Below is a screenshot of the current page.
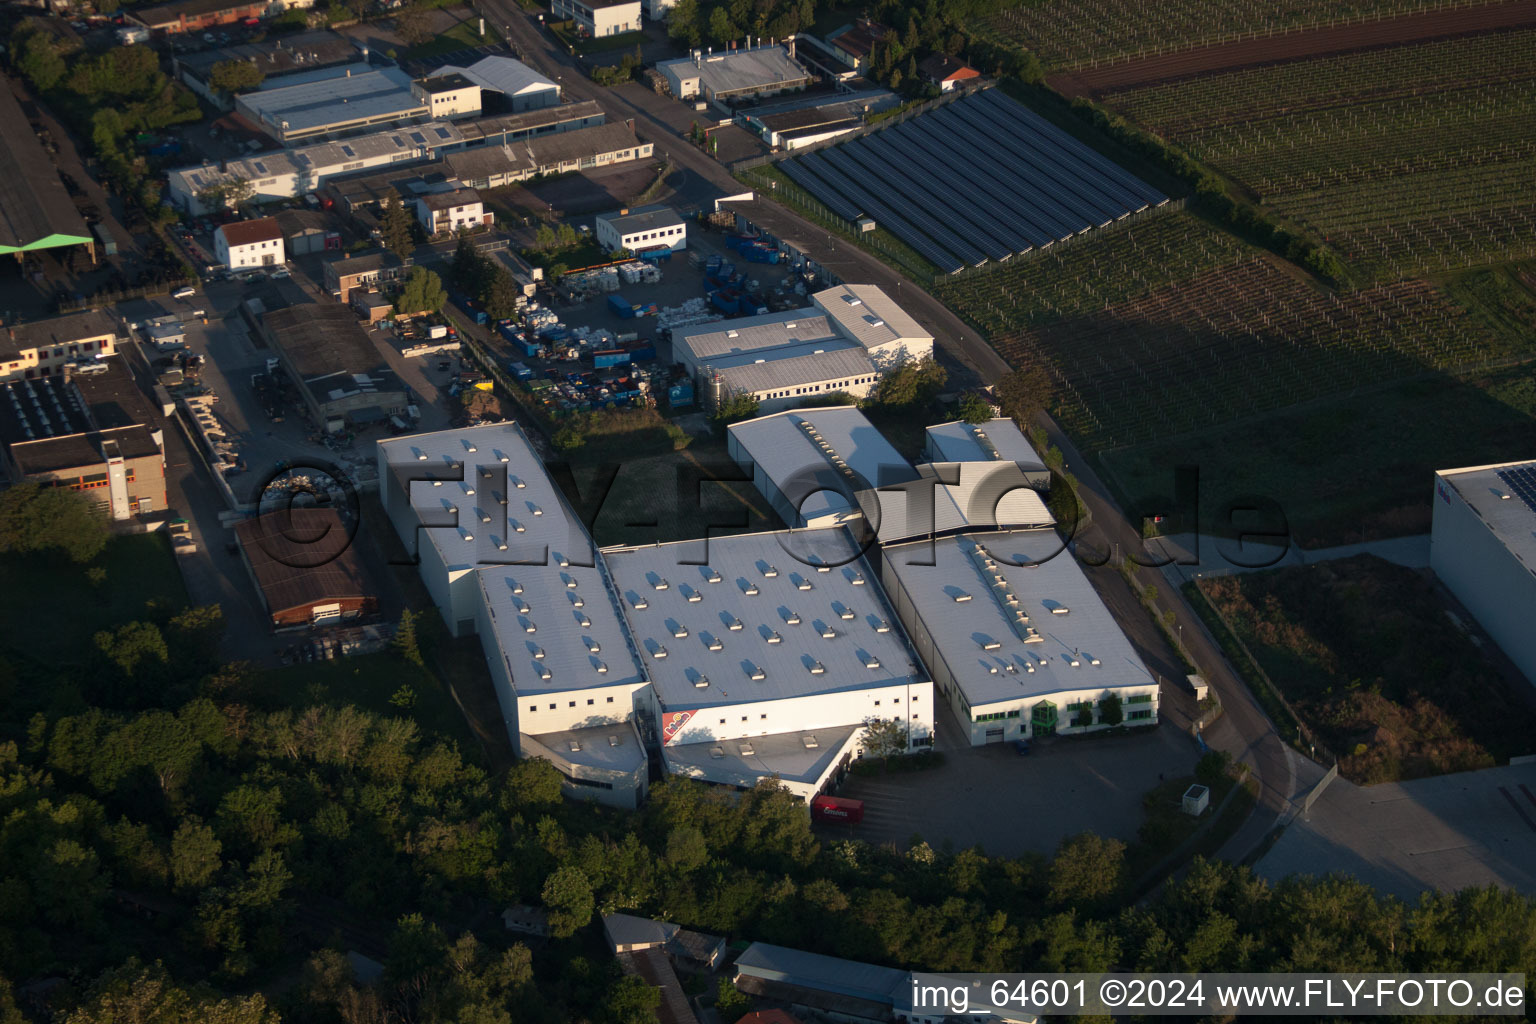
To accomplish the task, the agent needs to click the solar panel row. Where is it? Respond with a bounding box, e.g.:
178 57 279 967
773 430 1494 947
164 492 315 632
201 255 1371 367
1497 467 1536 514
777 88 1168 275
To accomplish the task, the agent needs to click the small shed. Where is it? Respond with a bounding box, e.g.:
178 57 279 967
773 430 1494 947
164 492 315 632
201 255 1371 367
1187 674 1209 701
1182 784 1210 817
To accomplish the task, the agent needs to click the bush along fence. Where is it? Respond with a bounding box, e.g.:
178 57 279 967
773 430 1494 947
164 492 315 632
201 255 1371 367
1184 577 1339 767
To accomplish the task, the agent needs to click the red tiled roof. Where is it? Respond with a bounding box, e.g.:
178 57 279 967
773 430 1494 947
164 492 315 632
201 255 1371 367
918 54 980 82
217 217 282 247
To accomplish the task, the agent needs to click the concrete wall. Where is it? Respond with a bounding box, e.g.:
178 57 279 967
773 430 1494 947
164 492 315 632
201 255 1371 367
1432 473 1536 687
658 680 934 748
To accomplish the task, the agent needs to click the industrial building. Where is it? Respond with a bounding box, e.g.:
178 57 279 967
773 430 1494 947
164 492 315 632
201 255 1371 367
0 84 93 262
672 283 932 414
411 72 483 121
1431 460 1536 687
602 914 726 970
726 407 1053 544
273 208 341 257
601 528 934 801
376 423 653 808
550 0 642 38
737 89 897 150
594 205 686 256
416 187 488 237
822 20 889 72
658 44 813 105
435 56 561 113
175 31 360 106
236 66 426 144
128 0 267 33
0 310 120 381
881 528 1159 746
255 304 408 430
442 122 654 189
0 359 166 520
234 507 377 629
214 217 285 270
169 103 629 214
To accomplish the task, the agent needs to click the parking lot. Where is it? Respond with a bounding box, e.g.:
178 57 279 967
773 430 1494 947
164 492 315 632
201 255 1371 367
829 702 1198 858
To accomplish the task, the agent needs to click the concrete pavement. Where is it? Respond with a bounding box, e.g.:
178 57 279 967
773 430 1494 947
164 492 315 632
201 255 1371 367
1154 532 1431 583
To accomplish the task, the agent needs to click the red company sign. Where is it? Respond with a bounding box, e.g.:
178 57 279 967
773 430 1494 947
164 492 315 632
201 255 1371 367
661 710 696 743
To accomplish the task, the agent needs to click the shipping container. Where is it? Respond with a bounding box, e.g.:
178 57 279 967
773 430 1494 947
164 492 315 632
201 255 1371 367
607 293 634 319
625 341 656 362
810 795 864 824
667 382 694 408
593 349 631 369
508 361 533 380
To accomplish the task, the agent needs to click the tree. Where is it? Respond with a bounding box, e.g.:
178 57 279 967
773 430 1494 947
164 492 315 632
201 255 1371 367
0 482 108 562
664 825 708 874
395 5 434 45
95 621 170 681
395 267 446 315
715 978 750 1023
957 393 993 423
1048 832 1126 908
393 609 425 668
861 715 909 760
380 197 416 261
711 389 760 430
18 34 66 93
1196 749 1233 788
171 818 223 890
606 975 660 1024
994 364 1054 424
451 234 488 293
484 269 523 321
1098 692 1124 727
870 356 947 408
60 959 278 1024
540 866 593 938
208 59 264 94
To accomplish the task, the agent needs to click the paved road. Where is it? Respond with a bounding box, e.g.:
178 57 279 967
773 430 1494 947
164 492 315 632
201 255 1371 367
470 0 1012 383
1156 532 1431 583
1035 412 1308 864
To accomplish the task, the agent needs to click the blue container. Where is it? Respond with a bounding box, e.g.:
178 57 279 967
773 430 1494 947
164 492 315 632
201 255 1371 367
594 349 631 369
607 293 635 319
668 382 694 407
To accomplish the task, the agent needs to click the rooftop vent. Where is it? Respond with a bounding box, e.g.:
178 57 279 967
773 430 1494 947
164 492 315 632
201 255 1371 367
653 645 668 659
532 646 545 660
571 594 585 608
876 619 891 633
632 596 648 610
608 734 620 747
820 625 838 639
568 740 580 753
744 583 759 596
596 662 608 674
706 635 723 651
747 664 766 681
706 570 722 583
739 742 755 756
728 617 744 632
785 611 801 626
981 638 1002 651
816 565 831 573
802 734 819 749
952 591 973 602
585 638 600 653
523 620 537 634
672 623 689 638
693 674 710 688
839 606 856 620
764 565 779 578
865 656 880 669
809 661 825 675
767 631 782 644
653 577 669 590
710 745 724 759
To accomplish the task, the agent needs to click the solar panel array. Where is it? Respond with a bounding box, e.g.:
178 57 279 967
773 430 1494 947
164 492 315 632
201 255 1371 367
780 88 1168 275
1497 465 1536 514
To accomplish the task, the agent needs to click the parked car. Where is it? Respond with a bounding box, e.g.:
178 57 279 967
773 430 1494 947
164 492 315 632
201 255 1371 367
1013 738 1032 756
172 286 196 299
270 268 291 280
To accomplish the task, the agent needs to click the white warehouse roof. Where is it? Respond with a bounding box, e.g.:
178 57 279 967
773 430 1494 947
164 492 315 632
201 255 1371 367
926 417 1045 470
812 284 930 355
441 55 560 99
238 66 423 134
882 530 1155 707
1436 459 1536 572
600 528 923 711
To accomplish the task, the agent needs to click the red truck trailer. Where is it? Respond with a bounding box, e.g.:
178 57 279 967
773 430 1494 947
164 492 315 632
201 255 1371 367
810 795 864 824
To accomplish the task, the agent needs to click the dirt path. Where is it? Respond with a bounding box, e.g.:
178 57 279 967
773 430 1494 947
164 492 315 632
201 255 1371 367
1050 0 1536 96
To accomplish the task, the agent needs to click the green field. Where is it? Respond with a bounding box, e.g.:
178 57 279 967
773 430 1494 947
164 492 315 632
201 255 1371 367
400 16 501 60
980 0 1500 71
0 533 189 664
1101 30 1536 279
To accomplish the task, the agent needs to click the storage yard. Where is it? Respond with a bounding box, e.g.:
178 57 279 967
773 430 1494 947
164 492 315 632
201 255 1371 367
778 87 1167 273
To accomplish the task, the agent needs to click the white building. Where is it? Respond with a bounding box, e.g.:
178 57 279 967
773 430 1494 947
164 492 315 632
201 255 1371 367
0 309 119 382
412 71 483 120
673 283 932 414
214 217 285 269
602 528 934 800
376 424 652 808
438 55 561 113
235 66 427 144
1431 460 1536 687
594 204 686 255
550 0 641 39
881 528 1159 746
658 44 813 104
416 187 489 236
727 407 1053 544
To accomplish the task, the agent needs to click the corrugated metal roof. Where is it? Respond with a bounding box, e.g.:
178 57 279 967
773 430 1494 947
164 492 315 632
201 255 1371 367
596 204 684 235
674 310 841 361
711 344 875 397
658 46 811 96
812 284 929 352
729 406 917 519
883 530 1155 707
926 417 1044 468
239 67 423 133
601 528 921 710
443 55 560 98
663 723 860 786
734 942 907 1004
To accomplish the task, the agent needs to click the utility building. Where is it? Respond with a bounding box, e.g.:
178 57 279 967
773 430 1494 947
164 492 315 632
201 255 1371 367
594 205 687 255
1432 460 1536 688
550 0 641 38
235 508 377 628
658 44 813 105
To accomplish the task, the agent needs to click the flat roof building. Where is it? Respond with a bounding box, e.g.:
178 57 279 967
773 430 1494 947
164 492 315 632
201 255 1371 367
234 507 377 629
443 121 653 190
737 90 897 150
0 309 120 381
128 0 268 33
925 417 1049 489
881 529 1159 746
594 204 686 255
255 304 407 429
174 30 359 106
1432 460 1536 688
658 44 813 104
673 283 932 414
550 0 641 38
0 359 165 521
412 72 482 121
601 527 934 799
236 66 427 143
376 423 653 808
